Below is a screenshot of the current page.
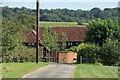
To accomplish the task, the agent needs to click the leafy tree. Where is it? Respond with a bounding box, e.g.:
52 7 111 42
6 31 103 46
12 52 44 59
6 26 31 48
99 39 120 66
12 46 36 62
42 27 59 53
86 18 120 46
2 18 24 62
90 8 104 19
2 17 37 62
16 14 36 29
40 13 62 22
49 30 59 52
42 27 59 62
2 6 119 22
59 32 67 52
42 28 67 53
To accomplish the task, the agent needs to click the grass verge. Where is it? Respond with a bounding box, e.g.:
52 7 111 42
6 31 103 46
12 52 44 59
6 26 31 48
2 62 49 78
74 64 118 78
0 64 2 79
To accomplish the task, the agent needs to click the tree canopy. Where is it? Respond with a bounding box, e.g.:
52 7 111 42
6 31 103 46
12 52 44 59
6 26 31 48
2 6 119 22
2 18 24 62
86 18 120 46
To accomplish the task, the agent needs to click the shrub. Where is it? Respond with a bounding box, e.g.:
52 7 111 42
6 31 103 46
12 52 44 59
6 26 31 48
68 46 77 52
99 39 120 66
86 18 119 46
12 46 36 62
2 45 38 63
77 43 100 64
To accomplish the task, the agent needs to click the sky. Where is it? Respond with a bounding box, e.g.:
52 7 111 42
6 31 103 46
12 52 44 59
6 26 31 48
1 0 120 10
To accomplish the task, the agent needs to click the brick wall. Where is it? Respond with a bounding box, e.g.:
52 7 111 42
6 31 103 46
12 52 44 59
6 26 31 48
58 52 77 63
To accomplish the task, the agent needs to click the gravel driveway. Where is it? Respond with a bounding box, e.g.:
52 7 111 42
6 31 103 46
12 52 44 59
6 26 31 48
23 63 76 78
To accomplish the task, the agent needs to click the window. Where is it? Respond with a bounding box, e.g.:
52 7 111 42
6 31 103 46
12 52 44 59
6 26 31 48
31 43 34 45
28 43 31 46
76 43 78 45
68 42 72 46
68 43 71 46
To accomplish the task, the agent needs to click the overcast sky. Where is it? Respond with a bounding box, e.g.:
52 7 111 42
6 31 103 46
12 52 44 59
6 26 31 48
1 0 120 10
2 0 120 2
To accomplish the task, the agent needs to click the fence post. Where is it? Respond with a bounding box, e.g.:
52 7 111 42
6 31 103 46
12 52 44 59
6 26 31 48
80 56 82 63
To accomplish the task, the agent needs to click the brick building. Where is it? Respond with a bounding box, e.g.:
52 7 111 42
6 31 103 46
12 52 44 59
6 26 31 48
23 26 87 63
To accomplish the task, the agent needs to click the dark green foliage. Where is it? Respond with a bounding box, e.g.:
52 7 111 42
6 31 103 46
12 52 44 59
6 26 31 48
16 14 36 29
2 6 36 30
85 18 120 65
59 32 67 52
90 8 104 19
2 18 37 62
2 18 24 62
114 21 120 42
68 46 77 52
12 46 36 62
2 18 23 55
41 13 62 22
3 46 36 62
2 17 35 62
2 6 120 22
42 28 67 53
86 18 119 46
42 27 59 53
2 6 36 20
69 41 120 66
71 43 100 63
49 30 59 53
99 39 120 66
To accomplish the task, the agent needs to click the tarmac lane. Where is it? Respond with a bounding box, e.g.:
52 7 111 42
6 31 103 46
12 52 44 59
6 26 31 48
22 63 76 78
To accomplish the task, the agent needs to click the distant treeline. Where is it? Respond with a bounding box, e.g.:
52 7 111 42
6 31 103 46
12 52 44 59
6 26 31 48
2 6 119 22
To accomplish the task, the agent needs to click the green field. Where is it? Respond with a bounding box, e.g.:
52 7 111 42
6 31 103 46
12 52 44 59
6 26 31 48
2 62 49 78
40 22 86 27
74 64 118 78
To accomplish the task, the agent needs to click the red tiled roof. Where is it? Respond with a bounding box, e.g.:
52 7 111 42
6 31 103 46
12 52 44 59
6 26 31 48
23 26 87 43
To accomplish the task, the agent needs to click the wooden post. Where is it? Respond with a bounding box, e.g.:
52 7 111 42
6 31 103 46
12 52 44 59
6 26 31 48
80 56 82 63
36 0 40 63
48 51 50 62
